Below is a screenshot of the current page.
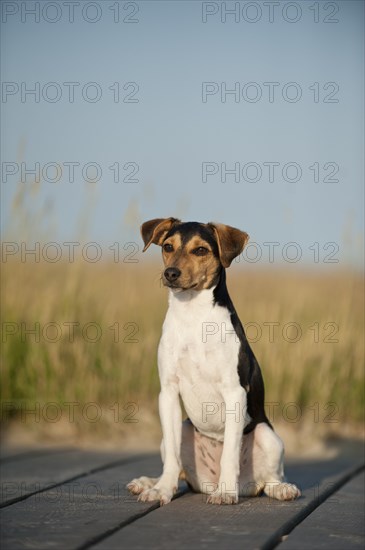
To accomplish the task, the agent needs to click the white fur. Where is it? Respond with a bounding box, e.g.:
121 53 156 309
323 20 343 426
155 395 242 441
138 286 248 504
160 287 247 439
127 285 301 505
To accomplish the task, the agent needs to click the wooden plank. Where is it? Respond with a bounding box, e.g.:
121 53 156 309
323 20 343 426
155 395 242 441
0 449 137 506
0 447 75 464
1 448 363 550
91 460 365 550
280 470 365 549
0 454 164 550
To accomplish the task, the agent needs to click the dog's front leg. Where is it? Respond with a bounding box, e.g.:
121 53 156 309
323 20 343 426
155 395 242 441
139 383 182 505
207 387 246 504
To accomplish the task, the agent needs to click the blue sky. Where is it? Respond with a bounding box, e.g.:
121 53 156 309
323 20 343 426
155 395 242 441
1 0 364 267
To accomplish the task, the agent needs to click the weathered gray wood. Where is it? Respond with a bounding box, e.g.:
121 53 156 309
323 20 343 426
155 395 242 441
0 448 136 506
280 470 365 549
0 447 70 462
1 446 364 550
91 460 364 550
0 454 164 550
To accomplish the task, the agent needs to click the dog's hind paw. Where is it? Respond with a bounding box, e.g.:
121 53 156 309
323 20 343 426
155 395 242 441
264 482 301 501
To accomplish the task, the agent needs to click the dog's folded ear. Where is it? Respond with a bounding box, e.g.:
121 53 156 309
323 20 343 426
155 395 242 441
141 217 180 252
208 223 249 268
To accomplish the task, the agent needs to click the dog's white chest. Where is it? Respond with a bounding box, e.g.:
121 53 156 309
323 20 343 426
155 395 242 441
158 289 241 440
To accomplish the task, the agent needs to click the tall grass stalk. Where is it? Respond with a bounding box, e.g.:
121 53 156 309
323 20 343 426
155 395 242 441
1 259 363 441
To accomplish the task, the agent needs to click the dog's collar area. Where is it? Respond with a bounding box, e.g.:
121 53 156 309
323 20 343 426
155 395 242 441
165 282 198 292
168 286 217 305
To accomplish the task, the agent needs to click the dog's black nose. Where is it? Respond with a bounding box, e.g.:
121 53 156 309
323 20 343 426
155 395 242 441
164 267 181 282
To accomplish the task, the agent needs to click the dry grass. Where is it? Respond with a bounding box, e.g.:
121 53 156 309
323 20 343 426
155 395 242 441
1 257 364 447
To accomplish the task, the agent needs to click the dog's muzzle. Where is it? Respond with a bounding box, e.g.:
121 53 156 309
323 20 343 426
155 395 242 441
164 267 181 285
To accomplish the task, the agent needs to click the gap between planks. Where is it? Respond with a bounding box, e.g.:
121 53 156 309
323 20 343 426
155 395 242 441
0 453 152 509
76 487 190 550
76 462 365 550
261 462 365 550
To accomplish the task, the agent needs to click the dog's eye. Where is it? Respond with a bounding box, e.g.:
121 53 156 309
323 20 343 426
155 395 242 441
192 247 209 256
163 243 174 253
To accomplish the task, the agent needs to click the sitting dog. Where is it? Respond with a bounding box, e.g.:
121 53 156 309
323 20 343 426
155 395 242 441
128 218 301 505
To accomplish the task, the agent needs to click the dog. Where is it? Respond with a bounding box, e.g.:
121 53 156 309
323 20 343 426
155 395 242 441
127 218 301 505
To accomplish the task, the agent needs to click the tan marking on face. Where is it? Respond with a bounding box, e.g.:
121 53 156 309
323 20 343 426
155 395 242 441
162 233 221 290
162 233 182 261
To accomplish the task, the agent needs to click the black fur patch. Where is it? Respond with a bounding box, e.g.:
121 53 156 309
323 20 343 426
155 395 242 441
165 222 220 257
213 268 272 434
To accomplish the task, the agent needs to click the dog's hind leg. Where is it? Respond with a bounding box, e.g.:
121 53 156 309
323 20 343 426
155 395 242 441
178 420 301 502
249 423 301 501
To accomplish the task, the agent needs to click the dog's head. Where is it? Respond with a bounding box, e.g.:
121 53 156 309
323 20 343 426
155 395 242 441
141 218 249 291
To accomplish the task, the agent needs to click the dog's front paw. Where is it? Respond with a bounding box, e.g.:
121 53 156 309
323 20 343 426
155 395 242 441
127 476 159 495
138 484 177 506
206 486 239 505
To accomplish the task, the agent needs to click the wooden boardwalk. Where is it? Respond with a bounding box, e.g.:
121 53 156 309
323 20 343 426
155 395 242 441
0 443 364 549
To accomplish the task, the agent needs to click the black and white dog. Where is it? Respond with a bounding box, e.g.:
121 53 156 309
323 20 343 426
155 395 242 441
128 218 301 505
